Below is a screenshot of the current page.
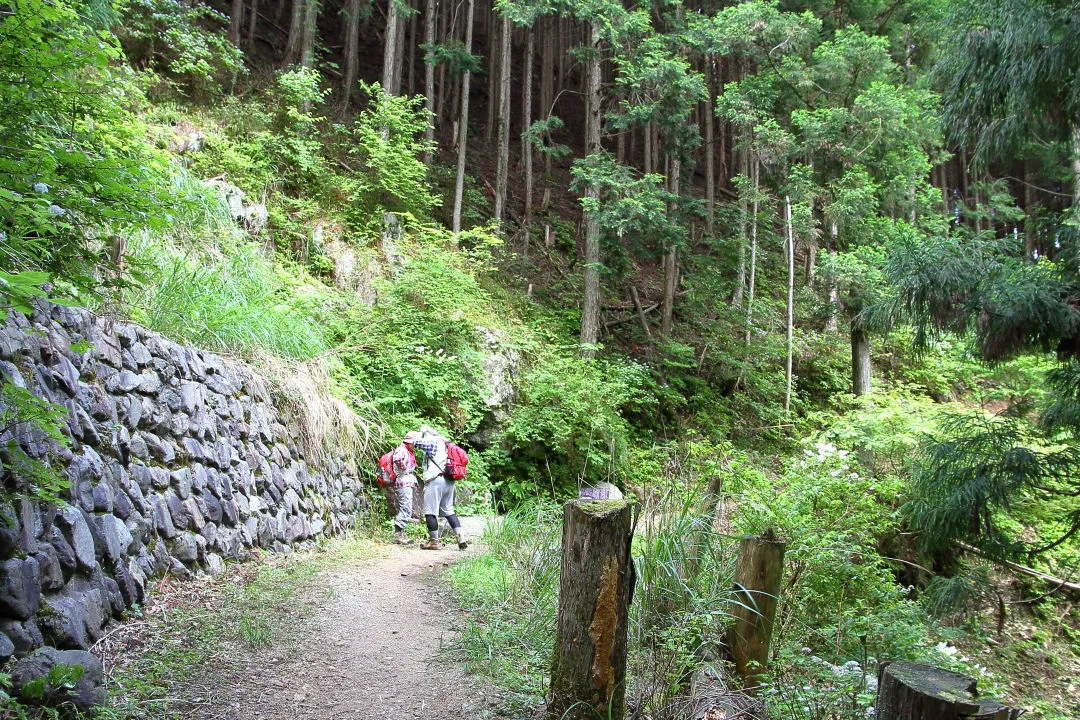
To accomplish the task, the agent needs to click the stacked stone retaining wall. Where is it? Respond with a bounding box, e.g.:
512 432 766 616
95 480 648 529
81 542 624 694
0 303 364 661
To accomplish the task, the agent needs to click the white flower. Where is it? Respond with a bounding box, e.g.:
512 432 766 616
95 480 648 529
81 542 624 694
33 182 48 193
935 642 958 656
0 231 6 243
48 204 66 216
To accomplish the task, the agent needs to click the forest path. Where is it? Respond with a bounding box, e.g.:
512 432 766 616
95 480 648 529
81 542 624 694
187 517 498 720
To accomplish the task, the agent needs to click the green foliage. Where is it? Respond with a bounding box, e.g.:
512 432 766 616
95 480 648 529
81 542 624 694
119 0 245 98
493 350 647 502
0 0 174 303
0 380 72 506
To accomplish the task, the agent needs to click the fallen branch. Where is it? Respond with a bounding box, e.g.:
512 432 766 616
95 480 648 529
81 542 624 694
958 542 1080 595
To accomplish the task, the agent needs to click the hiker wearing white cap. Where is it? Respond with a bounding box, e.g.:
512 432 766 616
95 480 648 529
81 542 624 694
410 426 468 550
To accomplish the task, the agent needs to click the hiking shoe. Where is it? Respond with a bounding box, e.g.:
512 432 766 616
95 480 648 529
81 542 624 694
420 539 441 550
393 531 414 546
455 533 469 550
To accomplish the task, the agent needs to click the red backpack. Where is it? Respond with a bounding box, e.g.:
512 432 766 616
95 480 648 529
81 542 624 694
444 442 469 481
377 451 396 488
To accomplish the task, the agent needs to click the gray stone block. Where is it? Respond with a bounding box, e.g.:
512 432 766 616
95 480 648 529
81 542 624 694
151 496 176 539
96 516 132 564
56 507 96 573
33 544 63 592
105 370 140 393
10 647 106 712
170 532 198 563
171 468 192 499
137 371 161 395
0 557 41 619
46 528 75 579
0 631 14 663
0 619 43 657
91 483 113 513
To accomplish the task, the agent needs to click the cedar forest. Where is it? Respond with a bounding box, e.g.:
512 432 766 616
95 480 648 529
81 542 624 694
2 0 1080 717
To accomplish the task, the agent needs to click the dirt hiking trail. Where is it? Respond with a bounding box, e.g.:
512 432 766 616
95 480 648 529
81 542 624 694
186 517 500 720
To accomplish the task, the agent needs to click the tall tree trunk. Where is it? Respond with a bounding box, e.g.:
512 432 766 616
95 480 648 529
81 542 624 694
407 0 417 97
824 224 839 332
1072 124 1080 212
341 0 361 108
494 12 511 222
744 158 759 344
1024 160 1035 257
486 2 498 143
704 55 716 238
229 0 244 47
732 143 749 308
784 196 795 414
383 0 402 94
283 0 305 65
579 22 602 357
523 27 534 238
451 0 475 234
661 156 680 336
852 322 871 396
246 0 259 47
423 0 436 160
300 0 318 68
540 18 554 177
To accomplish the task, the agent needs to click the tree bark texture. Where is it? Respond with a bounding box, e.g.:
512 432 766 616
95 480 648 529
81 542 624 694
547 499 635 720
852 323 871 396
661 157 680 336
523 27 534 231
341 0 361 107
382 0 402 94
494 11 511 222
784 195 794 414
229 0 244 47
451 0 475 234
875 662 1020 720
579 23 602 356
423 0 436 159
283 0 305 65
727 531 785 691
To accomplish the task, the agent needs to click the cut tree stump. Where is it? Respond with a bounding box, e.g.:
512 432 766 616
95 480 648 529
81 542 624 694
727 530 786 691
875 662 1021 720
547 499 635 720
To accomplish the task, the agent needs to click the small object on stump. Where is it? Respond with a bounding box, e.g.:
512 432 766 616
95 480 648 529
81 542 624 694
727 530 786 692
547 499 635 720
579 482 624 501
875 662 1021 720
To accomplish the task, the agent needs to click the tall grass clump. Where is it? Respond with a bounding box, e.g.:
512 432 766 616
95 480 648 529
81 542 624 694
446 502 562 707
126 233 327 360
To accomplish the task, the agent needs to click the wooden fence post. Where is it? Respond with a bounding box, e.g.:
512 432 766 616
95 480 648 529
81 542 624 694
875 662 1021 720
727 530 786 691
547 499 635 720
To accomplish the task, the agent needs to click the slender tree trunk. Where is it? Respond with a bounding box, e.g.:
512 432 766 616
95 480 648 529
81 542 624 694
452 0 475 234
494 12 511 222
1024 161 1035 258
523 27 534 238
784 196 795 414
744 158 759 344
423 0 436 160
486 2 498 143
732 144 749 307
704 55 716 238
393 0 407 93
283 0 305 65
407 0 417 97
824 224 839 332
541 17 554 178
246 0 259 47
230 0 245 47
341 0 361 108
1072 124 1080 211
300 0 317 68
852 322 871 396
579 22 602 357
383 0 402 94
661 157 680 336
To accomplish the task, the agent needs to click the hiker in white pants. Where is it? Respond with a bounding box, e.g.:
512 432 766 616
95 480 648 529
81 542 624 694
411 427 467 550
